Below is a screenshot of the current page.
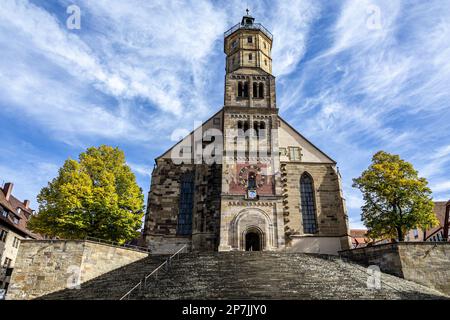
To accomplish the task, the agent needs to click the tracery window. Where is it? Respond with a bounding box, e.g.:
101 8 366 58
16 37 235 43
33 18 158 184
177 172 194 235
300 173 317 234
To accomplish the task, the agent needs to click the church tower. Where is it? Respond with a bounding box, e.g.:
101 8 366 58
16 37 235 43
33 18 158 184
218 12 286 251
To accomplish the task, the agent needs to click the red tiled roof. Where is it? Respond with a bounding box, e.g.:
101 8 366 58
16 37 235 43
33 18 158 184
0 186 42 239
350 229 368 238
424 201 449 240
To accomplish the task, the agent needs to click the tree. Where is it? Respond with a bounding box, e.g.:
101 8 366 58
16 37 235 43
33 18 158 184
352 151 437 241
29 145 144 243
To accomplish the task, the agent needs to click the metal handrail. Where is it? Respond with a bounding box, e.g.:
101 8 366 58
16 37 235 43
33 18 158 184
119 244 188 300
84 236 151 253
224 22 273 40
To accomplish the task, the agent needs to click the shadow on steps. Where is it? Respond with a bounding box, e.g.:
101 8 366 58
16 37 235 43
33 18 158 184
37 254 168 300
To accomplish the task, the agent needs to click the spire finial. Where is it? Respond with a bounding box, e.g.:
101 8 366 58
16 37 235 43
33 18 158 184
246 8 249 16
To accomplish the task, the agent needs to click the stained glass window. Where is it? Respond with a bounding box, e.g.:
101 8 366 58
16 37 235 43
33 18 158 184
177 172 194 235
300 173 317 234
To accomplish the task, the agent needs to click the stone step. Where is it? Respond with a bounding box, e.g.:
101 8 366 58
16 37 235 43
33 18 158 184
136 252 447 300
39 254 169 300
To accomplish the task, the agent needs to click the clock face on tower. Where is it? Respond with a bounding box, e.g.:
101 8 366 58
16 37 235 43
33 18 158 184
247 189 257 199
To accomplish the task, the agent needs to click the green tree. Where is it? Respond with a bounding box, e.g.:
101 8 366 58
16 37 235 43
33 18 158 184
29 145 144 243
352 151 437 241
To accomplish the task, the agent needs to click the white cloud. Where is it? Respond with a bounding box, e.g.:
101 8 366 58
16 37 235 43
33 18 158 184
1 0 449 226
431 181 450 194
128 162 152 178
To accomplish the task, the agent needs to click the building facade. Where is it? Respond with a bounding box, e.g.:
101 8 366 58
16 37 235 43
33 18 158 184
405 201 450 242
143 14 351 254
0 183 42 292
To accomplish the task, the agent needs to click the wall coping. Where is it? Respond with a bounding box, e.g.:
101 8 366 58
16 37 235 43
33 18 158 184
339 241 450 254
19 239 150 255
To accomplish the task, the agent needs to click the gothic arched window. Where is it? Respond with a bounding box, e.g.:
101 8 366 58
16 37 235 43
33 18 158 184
177 172 194 235
300 173 317 234
259 83 264 98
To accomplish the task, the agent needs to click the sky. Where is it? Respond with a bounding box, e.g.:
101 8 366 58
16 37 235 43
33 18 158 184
0 0 449 229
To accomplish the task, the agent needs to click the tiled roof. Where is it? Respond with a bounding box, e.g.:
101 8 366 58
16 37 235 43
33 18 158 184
424 201 449 239
0 187 42 239
350 229 368 238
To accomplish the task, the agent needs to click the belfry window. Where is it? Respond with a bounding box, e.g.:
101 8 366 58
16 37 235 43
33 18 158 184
259 121 265 138
249 53 252 61
177 172 194 235
248 36 253 44
258 83 264 98
300 173 317 234
243 121 249 132
238 82 248 98
243 82 249 97
253 82 258 98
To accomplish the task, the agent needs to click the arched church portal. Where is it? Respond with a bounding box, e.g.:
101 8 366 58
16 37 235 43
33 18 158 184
244 227 264 251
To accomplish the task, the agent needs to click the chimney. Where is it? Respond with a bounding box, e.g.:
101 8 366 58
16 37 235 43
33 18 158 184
24 199 30 209
3 182 13 201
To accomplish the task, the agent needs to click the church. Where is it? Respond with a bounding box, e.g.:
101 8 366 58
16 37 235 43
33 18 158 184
143 13 351 255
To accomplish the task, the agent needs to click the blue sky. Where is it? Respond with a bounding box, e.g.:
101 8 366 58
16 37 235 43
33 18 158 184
1 0 449 229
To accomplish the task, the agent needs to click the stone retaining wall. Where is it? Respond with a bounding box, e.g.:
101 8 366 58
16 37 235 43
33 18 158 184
6 240 148 300
340 242 450 295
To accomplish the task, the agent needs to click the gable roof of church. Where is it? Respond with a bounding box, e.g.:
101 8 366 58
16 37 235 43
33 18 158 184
278 115 336 164
155 107 336 165
155 108 223 161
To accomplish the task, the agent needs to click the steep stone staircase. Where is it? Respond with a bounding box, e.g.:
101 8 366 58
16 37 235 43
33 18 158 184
39 254 168 300
134 252 447 300
39 252 447 300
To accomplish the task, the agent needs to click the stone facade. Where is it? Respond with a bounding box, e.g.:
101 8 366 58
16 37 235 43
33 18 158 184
0 182 42 293
143 14 351 254
6 240 148 300
340 242 450 295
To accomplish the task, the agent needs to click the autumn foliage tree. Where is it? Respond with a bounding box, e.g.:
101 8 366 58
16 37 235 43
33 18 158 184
28 145 144 243
353 151 437 241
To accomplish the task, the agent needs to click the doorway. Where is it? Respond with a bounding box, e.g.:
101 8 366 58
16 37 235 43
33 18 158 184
245 231 261 251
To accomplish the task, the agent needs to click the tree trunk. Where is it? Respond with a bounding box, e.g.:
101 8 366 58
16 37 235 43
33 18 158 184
396 227 404 242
